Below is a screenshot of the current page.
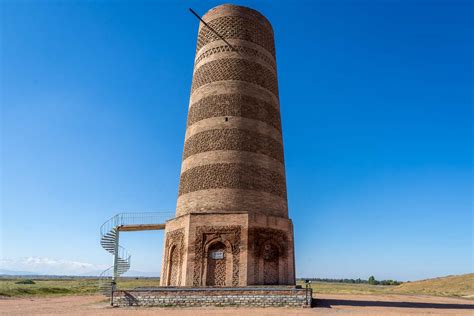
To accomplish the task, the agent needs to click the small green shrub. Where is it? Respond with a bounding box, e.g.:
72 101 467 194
15 279 36 285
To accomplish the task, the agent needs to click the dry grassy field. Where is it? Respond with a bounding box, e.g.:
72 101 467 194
392 274 474 298
1 274 473 299
302 274 474 299
0 277 161 297
0 274 473 315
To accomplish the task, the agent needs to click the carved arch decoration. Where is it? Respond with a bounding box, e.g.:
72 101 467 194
251 227 289 285
162 228 185 286
193 225 241 286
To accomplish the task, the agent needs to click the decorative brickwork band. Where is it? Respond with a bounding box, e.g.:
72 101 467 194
187 93 282 131
178 163 287 198
180 150 286 176
195 44 276 71
196 15 275 56
190 81 279 110
191 58 279 96
182 129 284 163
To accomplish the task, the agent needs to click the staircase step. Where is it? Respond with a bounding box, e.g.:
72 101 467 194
101 242 114 245
99 218 141 297
100 240 115 244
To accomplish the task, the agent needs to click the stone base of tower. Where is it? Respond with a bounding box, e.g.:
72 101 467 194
160 212 295 287
112 286 311 308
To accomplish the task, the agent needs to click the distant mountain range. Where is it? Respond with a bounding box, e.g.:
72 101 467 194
0 257 161 277
0 269 37 276
0 268 160 277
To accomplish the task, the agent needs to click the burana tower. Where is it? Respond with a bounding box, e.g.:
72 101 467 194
161 4 295 287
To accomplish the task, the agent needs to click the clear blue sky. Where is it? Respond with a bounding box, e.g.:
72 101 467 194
1 0 472 280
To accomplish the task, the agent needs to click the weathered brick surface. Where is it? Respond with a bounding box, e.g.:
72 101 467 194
191 58 279 96
113 287 311 308
182 129 284 162
196 14 275 56
189 81 279 110
195 43 276 71
178 163 287 197
180 150 286 176
161 4 295 287
175 189 288 217
184 116 282 144
200 4 274 34
187 94 281 131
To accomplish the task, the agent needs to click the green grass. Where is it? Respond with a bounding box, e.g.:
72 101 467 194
15 279 36 285
0 277 161 297
0 278 98 297
116 277 161 289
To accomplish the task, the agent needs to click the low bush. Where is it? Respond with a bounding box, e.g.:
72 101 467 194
15 279 36 285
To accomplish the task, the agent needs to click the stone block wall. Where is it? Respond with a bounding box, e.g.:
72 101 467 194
112 287 311 308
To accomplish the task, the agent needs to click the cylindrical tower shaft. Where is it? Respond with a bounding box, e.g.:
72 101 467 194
176 4 287 219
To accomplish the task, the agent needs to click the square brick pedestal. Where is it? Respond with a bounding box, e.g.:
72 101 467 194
160 212 295 287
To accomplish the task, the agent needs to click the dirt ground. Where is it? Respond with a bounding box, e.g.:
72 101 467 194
0 294 473 315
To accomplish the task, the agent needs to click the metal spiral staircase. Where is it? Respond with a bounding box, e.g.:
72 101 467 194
99 212 173 298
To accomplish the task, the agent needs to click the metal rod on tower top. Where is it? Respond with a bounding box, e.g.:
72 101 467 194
189 8 237 52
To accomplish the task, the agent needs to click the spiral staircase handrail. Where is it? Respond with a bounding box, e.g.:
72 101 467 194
98 211 173 297
100 211 174 237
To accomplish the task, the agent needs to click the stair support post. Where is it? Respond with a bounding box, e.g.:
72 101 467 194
111 228 119 305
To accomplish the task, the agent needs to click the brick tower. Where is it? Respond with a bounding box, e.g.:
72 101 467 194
161 4 295 287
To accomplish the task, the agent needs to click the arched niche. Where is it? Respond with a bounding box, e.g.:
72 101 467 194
257 239 286 285
202 239 233 286
167 244 180 286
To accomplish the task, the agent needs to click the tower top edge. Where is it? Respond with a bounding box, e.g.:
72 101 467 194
201 4 273 32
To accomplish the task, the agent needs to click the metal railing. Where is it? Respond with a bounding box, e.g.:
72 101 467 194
98 211 174 299
100 212 174 236
98 266 115 298
116 245 131 264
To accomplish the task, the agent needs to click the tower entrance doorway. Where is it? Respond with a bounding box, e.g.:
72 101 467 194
206 242 227 286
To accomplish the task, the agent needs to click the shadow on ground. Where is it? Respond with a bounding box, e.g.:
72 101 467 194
314 299 474 310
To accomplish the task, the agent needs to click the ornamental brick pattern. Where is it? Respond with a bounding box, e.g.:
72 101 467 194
168 246 180 285
161 228 184 286
206 242 227 286
182 129 284 163
187 94 281 131
195 45 276 71
161 4 296 288
191 58 279 96
178 163 287 198
196 15 275 56
193 225 241 287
